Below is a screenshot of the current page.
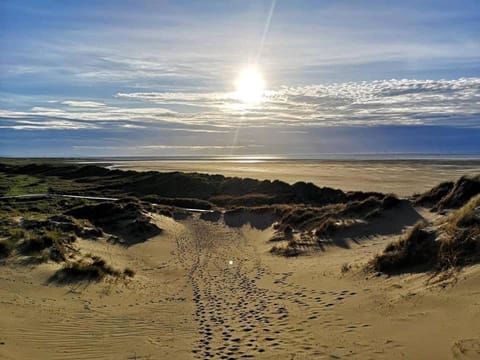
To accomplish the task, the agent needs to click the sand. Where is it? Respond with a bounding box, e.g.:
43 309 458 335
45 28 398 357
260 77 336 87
104 160 480 197
1 211 479 359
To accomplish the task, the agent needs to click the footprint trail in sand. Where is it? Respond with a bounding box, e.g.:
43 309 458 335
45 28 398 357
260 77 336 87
175 219 361 359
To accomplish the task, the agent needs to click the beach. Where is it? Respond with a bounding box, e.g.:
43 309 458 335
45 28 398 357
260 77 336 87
102 159 480 197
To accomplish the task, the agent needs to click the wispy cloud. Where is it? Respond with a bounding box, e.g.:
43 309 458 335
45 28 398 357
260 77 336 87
1 77 479 132
117 77 480 127
0 119 98 130
62 100 106 108
71 144 262 151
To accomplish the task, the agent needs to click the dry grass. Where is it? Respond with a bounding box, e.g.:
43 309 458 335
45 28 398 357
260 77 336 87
414 175 480 211
438 194 480 268
49 256 121 283
19 230 68 262
314 218 337 237
372 194 480 274
372 221 437 273
341 263 352 274
446 194 480 229
270 239 303 257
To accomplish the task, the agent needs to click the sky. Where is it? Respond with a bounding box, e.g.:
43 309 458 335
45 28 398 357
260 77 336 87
1 0 479 157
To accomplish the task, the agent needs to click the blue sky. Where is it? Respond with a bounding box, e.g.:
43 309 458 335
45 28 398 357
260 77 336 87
1 0 479 157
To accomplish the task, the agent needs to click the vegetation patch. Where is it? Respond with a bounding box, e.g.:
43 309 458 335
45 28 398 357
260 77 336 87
438 194 480 268
372 221 437 273
66 200 162 245
0 174 49 196
142 195 214 210
372 194 480 274
0 162 388 207
223 206 282 229
414 181 454 208
18 229 71 262
414 175 480 211
270 240 304 257
123 267 136 277
314 218 338 237
49 256 121 284
0 240 14 258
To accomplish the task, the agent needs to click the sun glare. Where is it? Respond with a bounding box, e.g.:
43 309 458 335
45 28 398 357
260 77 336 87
234 66 265 104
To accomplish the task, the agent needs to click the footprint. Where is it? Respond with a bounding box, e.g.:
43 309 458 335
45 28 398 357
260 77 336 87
452 339 480 359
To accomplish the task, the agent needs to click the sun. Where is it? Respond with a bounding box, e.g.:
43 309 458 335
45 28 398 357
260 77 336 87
234 66 265 104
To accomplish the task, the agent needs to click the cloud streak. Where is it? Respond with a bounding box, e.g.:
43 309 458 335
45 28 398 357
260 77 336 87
116 77 480 127
1 77 479 132
62 100 106 108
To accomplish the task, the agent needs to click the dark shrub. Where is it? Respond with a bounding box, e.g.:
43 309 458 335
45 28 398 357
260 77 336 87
123 267 135 277
20 233 53 254
0 241 13 258
284 225 293 237
200 210 222 222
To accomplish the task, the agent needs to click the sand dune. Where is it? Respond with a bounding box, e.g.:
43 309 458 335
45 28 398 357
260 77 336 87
1 211 479 359
108 160 480 196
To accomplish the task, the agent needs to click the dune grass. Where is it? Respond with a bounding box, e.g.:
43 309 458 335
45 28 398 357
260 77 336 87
372 221 437 273
314 217 337 237
0 174 49 196
270 240 303 257
414 175 480 211
18 230 68 262
49 256 121 283
438 194 480 268
49 255 136 283
373 194 480 274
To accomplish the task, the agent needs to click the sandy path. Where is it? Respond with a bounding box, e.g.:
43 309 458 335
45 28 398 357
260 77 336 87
175 219 365 359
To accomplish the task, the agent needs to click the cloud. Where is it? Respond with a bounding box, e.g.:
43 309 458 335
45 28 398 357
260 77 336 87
139 145 262 150
1 77 479 132
71 144 262 151
0 119 98 130
62 100 106 108
116 77 480 127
